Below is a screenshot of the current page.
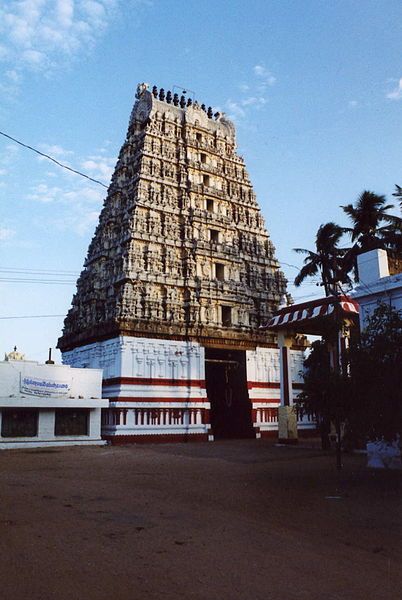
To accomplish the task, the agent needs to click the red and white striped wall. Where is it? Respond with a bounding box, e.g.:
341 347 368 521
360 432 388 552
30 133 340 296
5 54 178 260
62 337 315 442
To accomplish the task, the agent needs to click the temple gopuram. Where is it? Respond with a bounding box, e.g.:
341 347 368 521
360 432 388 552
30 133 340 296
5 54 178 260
58 83 309 443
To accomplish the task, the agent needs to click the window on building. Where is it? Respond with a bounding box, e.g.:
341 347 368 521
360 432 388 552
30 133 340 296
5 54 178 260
210 229 219 243
54 409 89 436
221 306 232 326
200 153 207 164
196 132 202 142
1 409 38 438
215 263 225 281
206 199 214 212
203 174 210 187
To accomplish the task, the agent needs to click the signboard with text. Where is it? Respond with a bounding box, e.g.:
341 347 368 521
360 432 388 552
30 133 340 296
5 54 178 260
20 374 71 397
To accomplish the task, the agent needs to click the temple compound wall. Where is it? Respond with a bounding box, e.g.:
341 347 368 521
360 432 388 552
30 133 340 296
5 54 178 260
58 83 312 443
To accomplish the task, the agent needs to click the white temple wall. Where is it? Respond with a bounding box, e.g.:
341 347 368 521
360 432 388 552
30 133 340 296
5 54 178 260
62 339 312 441
63 336 205 383
246 346 312 438
63 336 211 441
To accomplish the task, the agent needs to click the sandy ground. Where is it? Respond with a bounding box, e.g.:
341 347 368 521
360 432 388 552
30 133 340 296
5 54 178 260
0 440 401 600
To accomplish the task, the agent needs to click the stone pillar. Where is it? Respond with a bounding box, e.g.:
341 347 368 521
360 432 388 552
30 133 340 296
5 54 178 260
277 332 298 444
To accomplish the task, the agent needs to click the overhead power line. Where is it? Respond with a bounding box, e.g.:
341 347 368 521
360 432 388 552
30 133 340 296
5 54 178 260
0 314 65 320
0 267 79 275
0 278 75 285
0 130 108 189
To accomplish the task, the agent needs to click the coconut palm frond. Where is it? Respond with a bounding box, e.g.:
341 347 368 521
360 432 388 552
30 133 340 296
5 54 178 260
294 261 320 287
293 247 314 255
342 190 401 254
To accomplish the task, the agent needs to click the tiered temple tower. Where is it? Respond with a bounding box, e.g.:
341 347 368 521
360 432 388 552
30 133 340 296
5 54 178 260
58 83 306 443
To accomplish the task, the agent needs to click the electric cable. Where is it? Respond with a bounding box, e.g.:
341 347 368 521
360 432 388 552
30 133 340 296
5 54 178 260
0 130 109 188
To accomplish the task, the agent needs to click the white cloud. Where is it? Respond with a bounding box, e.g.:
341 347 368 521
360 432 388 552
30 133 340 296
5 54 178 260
225 64 275 121
0 226 16 241
225 99 246 120
0 144 19 169
26 183 63 203
24 144 116 234
0 0 120 82
241 96 267 107
5 69 21 83
81 155 115 181
387 78 402 100
348 100 358 108
253 64 276 87
38 143 74 158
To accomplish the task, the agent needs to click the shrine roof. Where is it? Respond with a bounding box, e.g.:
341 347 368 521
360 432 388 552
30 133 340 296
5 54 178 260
261 295 359 335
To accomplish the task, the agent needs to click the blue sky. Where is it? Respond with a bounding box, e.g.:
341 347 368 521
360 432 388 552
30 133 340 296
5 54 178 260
1 0 402 362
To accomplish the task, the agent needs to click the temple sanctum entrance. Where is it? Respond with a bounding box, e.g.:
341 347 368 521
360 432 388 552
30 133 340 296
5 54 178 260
205 348 254 439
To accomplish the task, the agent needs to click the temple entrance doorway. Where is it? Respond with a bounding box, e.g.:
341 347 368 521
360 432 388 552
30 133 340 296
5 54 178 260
205 348 254 439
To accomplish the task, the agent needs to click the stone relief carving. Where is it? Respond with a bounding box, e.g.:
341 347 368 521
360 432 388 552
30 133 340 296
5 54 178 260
59 83 286 350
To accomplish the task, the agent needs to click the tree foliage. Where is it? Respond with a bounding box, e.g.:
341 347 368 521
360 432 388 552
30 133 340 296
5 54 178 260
297 340 348 423
347 303 402 442
298 304 402 446
341 191 402 278
293 191 402 292
293 222 349 296
341 190 401 252
392 184 402 213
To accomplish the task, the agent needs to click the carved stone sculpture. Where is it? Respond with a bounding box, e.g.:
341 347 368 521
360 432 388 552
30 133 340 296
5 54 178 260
58 84 286 352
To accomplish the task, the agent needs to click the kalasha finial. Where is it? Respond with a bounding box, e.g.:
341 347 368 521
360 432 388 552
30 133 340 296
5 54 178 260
180 95 186 108
173 93 179 106
152 85 158 98
159 88 165 101
187 97 192 107
166 90 172 104
207 106 213 118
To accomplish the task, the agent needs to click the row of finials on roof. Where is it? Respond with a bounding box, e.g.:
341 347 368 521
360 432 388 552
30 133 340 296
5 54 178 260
151 85 215 118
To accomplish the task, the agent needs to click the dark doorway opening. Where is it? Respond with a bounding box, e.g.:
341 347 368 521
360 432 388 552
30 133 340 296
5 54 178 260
205 348 254 439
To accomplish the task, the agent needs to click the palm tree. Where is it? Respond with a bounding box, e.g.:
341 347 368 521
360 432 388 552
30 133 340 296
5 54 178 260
392 184 402 213
293 222 348 296
341 190 401 253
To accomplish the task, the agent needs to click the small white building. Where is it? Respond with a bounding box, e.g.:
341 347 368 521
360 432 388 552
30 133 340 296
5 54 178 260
352 249 402 329
0 349 108 449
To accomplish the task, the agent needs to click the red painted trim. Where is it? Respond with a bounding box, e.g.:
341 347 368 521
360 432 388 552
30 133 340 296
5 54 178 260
248 382 304 390
107 397 208 403
103 377 206 388
248 381 280 389
103 433 209 444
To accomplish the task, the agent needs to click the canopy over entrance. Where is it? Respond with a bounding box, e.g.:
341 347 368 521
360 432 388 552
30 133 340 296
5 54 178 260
261 295 360 336
260 295 360 444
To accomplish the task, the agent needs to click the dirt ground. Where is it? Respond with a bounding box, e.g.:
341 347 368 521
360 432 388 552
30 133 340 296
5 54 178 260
0 440 401 600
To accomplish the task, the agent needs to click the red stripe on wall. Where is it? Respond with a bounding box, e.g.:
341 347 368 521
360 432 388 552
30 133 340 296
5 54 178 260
103 377 206 388
248 382 304 390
